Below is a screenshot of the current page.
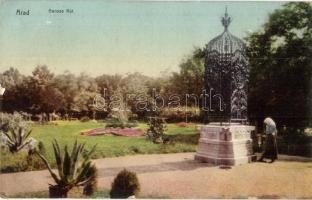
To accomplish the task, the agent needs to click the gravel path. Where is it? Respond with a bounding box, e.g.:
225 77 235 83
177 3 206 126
1 153 312 198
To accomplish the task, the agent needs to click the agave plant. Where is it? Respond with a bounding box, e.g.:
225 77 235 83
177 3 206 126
36 139 97 198
2 125 32 153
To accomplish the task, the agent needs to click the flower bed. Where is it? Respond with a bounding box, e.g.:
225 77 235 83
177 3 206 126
81 128 145 137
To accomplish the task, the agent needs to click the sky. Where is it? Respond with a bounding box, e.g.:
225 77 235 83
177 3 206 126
0 1 285 77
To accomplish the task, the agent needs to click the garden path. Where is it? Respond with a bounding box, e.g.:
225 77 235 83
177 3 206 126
0 153 312 198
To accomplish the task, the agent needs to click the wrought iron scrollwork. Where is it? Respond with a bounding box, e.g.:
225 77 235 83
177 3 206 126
204 8 248 122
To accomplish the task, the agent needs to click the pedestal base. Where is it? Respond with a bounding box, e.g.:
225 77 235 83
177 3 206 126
195 123 255 166
195 153 257 166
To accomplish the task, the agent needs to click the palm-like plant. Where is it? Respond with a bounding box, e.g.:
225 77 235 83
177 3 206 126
2 125 32 153
36 139 97 198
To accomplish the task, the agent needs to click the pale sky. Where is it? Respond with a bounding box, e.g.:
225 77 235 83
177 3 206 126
0 1 285 77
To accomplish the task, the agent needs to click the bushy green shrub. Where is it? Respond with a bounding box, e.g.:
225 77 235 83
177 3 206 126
0 150 28 173
0 150 46 173
105 118 138 129
110 169 140 198
80 116 90 122
0 112 25 133
106 101 137 129
129 146 141 153
26 153 47 171
161 107 201 123
146 117 167 144
83 165 98 196
105 118 125 128
277 127 312 157
252 127 312 157
126 120 138 128
38 141 46 156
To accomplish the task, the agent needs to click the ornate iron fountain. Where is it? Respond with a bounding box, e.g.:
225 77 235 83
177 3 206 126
204 8 248 123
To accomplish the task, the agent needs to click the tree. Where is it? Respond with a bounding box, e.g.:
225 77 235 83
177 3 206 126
28 65 64 114
123 72 150 118
71 73 101 118
166 47 205 106
0 68 28 112
246 2 312 127
54 72 79 115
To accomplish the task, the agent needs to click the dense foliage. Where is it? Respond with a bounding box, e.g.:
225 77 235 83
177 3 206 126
246 2 312 128
0 150 45 173
110 169 140 198
0 47 205 122
146 117 167 144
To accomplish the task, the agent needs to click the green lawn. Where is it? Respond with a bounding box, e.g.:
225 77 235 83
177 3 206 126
30 121 199 163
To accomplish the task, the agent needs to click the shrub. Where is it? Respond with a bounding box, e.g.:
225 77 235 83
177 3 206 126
106 102 134 128
80 116 90 122
0 150 46 173
276 128 312 157
110 169 140 198
26 153 46 171
36 140 98 198
252 127 312 157
105 118 138 129
0 150 29 173
161 107 201 123
38 141 46 156
105 118 125 128
126 120 138 128
0 112 25 133
129 146 141 153
83 165 98 196
146 117 167 144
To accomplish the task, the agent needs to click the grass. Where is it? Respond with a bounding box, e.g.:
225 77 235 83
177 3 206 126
1 120 199 172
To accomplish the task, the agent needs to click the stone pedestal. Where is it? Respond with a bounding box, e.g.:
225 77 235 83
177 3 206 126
195 123 255 166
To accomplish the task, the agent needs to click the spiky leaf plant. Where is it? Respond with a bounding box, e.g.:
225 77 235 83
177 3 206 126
2 125 32 153
36 139 97 198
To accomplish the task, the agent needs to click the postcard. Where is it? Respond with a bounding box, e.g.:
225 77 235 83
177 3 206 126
0 0 311 199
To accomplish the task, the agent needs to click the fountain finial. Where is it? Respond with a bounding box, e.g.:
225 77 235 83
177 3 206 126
221 6 231 31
